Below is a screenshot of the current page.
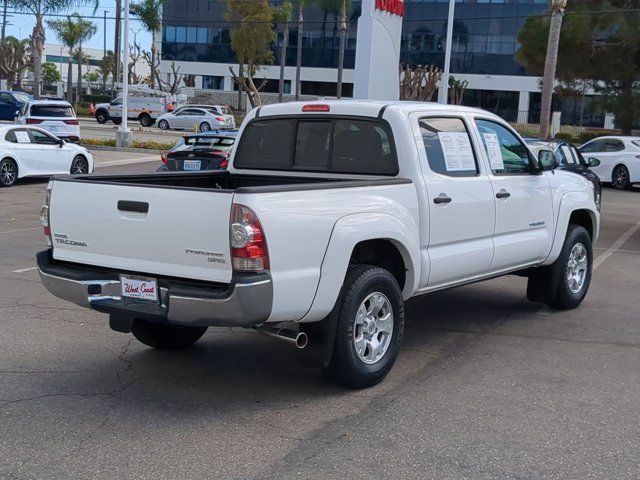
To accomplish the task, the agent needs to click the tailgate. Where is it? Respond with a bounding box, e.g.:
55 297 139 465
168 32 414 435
49 180 233 283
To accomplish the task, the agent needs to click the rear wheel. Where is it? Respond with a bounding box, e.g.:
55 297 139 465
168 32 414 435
322 265 404 388
612 165 631 190
70 155 89 175
95 110 109 124
132 319 207 350
157 119 169 130
199 122 211 132
139 113 154 127
0 158 18 187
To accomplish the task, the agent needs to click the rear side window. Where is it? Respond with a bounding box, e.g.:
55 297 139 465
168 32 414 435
30 105 74 117
235 117 397 175
419 117 477 177
604 139 624 152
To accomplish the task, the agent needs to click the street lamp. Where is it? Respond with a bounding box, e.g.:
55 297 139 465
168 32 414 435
437 0 456 104
116 0 132 147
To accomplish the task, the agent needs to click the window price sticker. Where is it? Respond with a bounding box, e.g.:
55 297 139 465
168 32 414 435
438 131 475 171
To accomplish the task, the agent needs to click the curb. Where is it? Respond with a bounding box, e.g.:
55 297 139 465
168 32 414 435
80 144 164 154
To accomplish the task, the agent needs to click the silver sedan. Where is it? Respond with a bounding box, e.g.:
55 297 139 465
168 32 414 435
156 107 234 132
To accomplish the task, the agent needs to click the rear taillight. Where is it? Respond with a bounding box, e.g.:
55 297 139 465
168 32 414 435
215 116 225 122
160 151 168 164
26 118 43 124
219 159 229 168
40 180 53 248
230 204 269 271
63 119 79 125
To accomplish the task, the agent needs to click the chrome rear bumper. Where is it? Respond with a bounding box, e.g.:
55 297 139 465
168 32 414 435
36 250 272 327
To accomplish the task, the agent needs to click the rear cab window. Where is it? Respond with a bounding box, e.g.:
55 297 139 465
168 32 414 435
234 117 398 175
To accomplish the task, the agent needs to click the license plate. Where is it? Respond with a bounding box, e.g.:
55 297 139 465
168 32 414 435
183 160 201 171
120 274 159 303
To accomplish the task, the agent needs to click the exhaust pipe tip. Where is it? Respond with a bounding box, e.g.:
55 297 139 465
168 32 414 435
296 332 308 349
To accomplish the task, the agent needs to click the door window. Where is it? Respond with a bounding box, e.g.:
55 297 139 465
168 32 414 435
30 129 59 145
0 93 14 104
475 119 536 175
5 129 31 143
418 117 478 177
579 139 606 153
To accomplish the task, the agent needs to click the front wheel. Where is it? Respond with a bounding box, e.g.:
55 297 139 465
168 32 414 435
132 319 207 350
0 158 18 187
139 113 154 127
527 224 593 310
322 265 405 388
157 119 169 130
70 155 89 175
95 110 109 124
612 165 631 190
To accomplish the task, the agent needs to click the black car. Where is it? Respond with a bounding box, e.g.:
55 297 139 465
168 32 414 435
157 131 238 172
525 138 602 209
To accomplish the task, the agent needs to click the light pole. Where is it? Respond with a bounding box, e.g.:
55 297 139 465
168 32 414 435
103 10 106 92
438 0 456 104
116 0 132 147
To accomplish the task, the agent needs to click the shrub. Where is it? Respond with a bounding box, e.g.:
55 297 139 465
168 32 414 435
577 130 614 144
554 132 575 142
80 138 176 150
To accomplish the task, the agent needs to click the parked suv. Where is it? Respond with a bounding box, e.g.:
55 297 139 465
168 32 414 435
0 91 32 121
16 100 80 142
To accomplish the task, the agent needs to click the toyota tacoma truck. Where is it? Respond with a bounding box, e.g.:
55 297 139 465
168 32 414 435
37 101 600 388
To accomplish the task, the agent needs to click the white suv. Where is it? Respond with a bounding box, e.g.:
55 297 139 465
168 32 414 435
16 100 81 142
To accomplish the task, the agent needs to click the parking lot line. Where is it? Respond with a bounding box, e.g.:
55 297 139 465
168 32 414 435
12 266 37 273
0 227 40 235
594 218 640 271
96 156 159 168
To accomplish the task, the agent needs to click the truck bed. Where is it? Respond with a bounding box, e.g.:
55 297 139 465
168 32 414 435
56 170 409 193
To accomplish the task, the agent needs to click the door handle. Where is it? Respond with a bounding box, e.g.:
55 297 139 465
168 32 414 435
433 194 452 205
496 190 511 199
117 200 149 213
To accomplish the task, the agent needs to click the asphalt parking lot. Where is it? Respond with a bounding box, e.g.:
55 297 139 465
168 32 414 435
1 162 639 479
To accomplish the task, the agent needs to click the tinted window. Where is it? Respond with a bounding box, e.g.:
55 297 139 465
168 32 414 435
0 93 14 103
235 118 397 175
31 129 59 145
419 117 478 177
475 119 535 175
580 139 606 153
12 92 30 103
30 105 74 117
604 139 624 152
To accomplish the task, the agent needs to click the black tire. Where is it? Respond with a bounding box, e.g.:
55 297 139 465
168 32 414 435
527 224 592 310
322 265 405 388
70 155 89 175
139 113 154 127
199 122 211 132
111 117 122 125
131 319 207 350
95 109 109 124
157 119 169 130
612 164 631 190
0 157 18 187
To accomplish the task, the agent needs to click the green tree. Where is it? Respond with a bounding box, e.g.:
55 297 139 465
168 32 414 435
98 49 115 91
130 0 163 89
225 0 275 108
10 0 98 98
0 36 29 88
74 19 97 105
42 61 61 84
517 1 640 134
273 0 292 102
47 13 85 101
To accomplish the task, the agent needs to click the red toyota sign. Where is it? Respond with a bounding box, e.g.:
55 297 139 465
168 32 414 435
375 0 404 17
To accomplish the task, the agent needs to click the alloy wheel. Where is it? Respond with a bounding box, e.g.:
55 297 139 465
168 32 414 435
0 160 17 186
353 292 394 364
566 242 588 294
71 157 88 175
613 166 629 189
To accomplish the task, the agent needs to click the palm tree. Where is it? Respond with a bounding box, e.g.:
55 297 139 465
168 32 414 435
10 0 98 98
539 0 567 139
74 25 96 106
273 1 292 102
335 0 351 99
130 0 163 89
294 0 313 100
47 14 83 102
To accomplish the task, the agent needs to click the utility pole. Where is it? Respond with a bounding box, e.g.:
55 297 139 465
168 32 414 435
116 0 131 147
113 0 122 97
438 0 456 104
102 10 107 92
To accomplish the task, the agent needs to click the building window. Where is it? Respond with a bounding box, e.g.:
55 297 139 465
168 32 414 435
164 25 176 42
202 75 224 90
186 27 197 43
175 26 186 43
197 27 208 44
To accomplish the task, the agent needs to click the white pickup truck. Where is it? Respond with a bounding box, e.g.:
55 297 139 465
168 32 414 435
37 101 600 388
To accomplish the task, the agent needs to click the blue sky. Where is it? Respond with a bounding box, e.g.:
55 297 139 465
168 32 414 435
4 0 153 52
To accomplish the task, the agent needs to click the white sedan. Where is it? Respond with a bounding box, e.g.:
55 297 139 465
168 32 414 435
0 125 94 187
156 107 235 132
579 136 640 190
